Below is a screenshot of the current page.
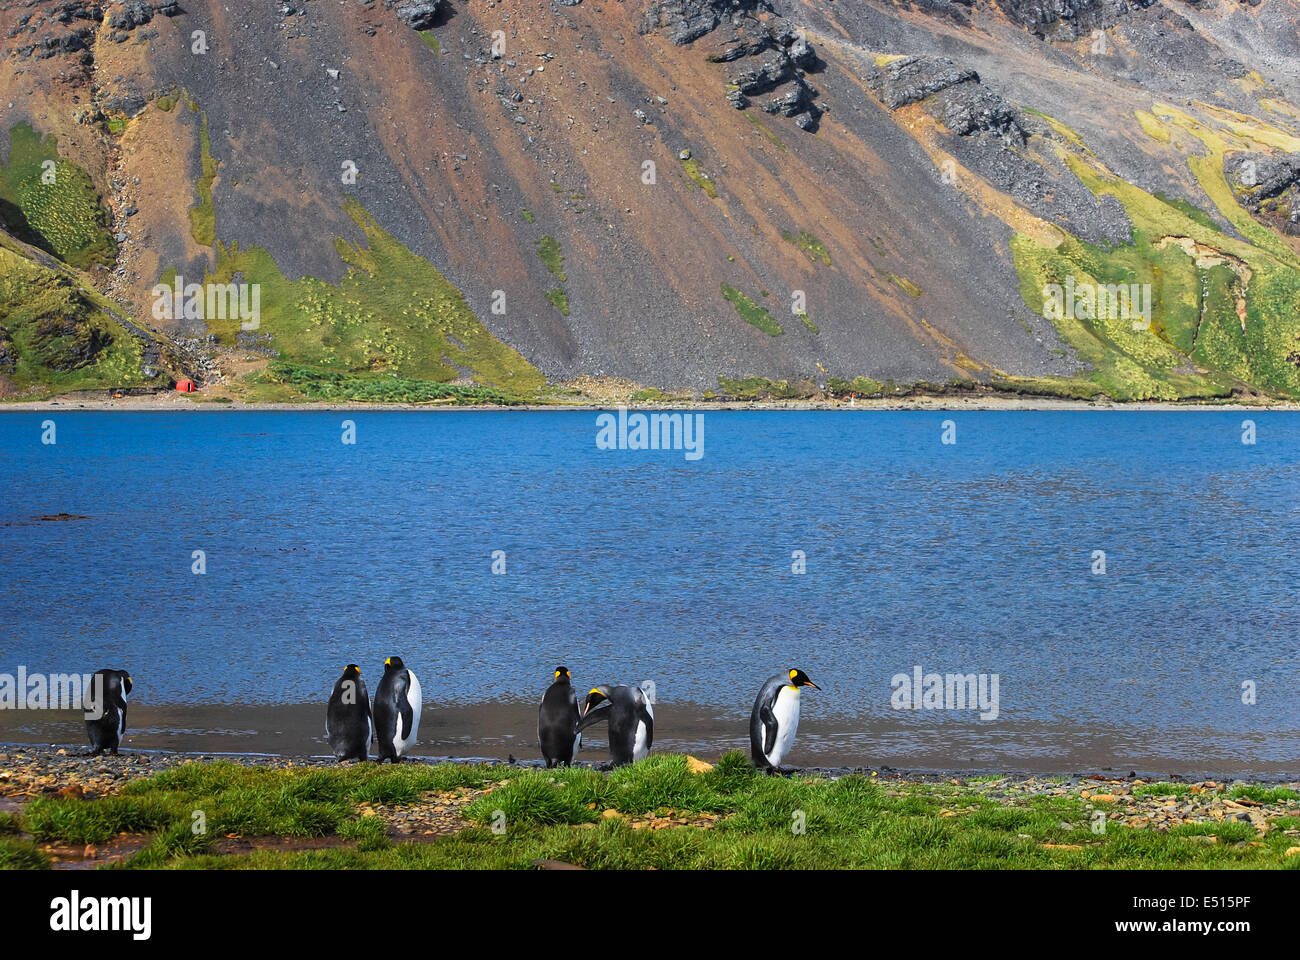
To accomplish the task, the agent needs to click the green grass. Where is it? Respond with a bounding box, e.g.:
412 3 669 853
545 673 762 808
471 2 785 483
721 283 783 336
544 287 569 316
1133 782 1193 798
188 112 218 247
262 361 528 405
156 93 177 112
0 122 116 271
536 235 566 282
782 230 831 266
798 312 819 334
6 755 1297 870
419 30 439 55
1228 785 1300 803
520 209 535 224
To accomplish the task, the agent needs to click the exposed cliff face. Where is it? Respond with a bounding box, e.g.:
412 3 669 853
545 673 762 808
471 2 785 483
3 0 1300 401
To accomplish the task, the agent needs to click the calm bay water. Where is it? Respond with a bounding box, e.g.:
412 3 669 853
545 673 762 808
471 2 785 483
0 410 1296 773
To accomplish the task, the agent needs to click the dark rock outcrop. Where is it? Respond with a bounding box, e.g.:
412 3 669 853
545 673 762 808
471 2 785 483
641 0 773 46
994 0 1156 41
867 56 1024 145
389 0 442 31
1226 152 1300 236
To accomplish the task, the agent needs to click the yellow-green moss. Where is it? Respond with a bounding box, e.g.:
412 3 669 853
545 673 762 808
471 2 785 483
0 122 116 271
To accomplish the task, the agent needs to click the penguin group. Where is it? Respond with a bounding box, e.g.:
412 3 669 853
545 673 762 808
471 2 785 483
82 658 820 773
325 657 423 763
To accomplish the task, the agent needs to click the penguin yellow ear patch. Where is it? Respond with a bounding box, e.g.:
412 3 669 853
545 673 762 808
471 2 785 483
789 669 798 680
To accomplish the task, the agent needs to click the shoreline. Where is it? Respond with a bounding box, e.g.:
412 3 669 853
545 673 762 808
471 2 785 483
3 741 1298 785
3 395 1300 413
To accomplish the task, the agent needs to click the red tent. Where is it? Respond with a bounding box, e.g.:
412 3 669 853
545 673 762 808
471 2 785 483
175 379 197 393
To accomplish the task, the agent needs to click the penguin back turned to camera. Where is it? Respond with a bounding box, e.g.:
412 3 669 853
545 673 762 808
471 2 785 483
326 664 371 762
373 656 422 763
85 668 132 756
750 669 819 771
538 666 581 768
577 683 654 767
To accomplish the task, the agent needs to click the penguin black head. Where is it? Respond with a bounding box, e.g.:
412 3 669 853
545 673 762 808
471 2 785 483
384 656 406 671
342 664 362 678
581 686 609 717
553 666 571 683
788 669 819 690
120 672 133 697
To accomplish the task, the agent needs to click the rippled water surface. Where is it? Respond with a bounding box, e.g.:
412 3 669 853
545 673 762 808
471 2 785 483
1 410 1296 772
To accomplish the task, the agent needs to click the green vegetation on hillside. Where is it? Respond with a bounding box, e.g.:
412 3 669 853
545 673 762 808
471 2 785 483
188 113 218 247
262 362 526 405
0 236 156 395
721 283 783 336
681 156 719 198
782 229 831 266
188 198 543 392
1010 111 1300 400
536 235 566 282
545 287 570 316
0 122 116 271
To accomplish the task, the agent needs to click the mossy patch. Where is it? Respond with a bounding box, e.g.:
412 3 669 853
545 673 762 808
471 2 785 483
826 376 883 397
681 156 719 198
718 375 812 398
521 209 535 224
744 112 786 151
887 274 922 298
0 122 116 271
782 230 831 266
721 283 782 336
545 287 570 316
419 30 439 55
537 235 566 282
188 112 218 248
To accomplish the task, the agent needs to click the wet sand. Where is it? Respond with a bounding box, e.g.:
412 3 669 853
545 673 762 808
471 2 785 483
1 700 1295 778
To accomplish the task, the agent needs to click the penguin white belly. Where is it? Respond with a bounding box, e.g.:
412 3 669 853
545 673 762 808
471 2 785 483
766 686 801 767
401 670 422 753
632 720 649 762
573 732 582 759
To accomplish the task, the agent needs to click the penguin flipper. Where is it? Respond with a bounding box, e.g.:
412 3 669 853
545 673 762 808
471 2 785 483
575 709 610 734
760 703 778 756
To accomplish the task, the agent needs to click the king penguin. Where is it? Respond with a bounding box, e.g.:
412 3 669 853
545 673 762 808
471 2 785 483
750 669 819 771
326 664 372 762
538 665 581 768
576 683 654 767
84 668 132 756
373 656 422 763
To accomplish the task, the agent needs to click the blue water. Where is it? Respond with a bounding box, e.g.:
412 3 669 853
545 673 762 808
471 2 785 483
0 410 1296 766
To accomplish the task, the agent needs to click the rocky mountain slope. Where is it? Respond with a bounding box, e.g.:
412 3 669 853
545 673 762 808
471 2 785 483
1 0 1299 401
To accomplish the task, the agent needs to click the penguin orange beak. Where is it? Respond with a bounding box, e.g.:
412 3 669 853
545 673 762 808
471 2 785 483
805 680 820 690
